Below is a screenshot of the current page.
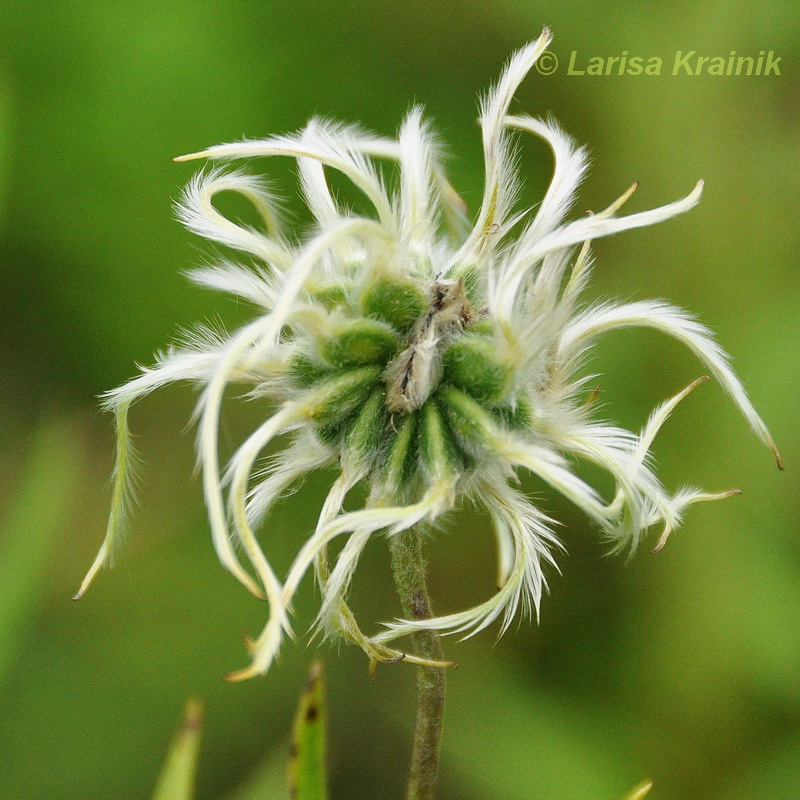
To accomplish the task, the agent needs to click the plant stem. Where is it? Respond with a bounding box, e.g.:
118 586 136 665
388 527 446 800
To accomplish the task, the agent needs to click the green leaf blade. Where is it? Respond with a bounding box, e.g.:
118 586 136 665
152 699 203 800
0 417 84 688
288 660 329 800
624 780 654 800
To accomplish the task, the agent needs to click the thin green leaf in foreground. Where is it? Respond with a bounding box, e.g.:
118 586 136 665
152 699 203 800
0 71 9 216
220 745 287 800
0 418 83 687
288 660 329 800
624 780 654 799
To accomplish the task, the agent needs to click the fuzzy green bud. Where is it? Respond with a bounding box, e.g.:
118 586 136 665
360 274 428 334
492 395 534 430
310 283 349 310
438 385 499 455
321 319 398 368
288 353 334 387
418 399 461 481
442 333 512 405
343 389 387 471
383 412 418 497
465 318 494 336
305 366 382 425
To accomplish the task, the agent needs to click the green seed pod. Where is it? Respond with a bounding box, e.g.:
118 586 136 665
288 353 334 387
465 318 494 336
360 274 428 334
321 319 399 368
382 412 418 498
310 283 350 310
306 366 382 425
442 333 511 405
343 389 387 471
492 394 534 430
315 418 350 449
418 399 462 482
438 385 499 456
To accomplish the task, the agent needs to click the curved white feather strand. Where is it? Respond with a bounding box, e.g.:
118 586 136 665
451 30 552 268
101 344 227 411
505 114 589 245
177 169 291 267
246 433 333 529
497 436 610 526
375 480 561 642
493 181 704 320
196 315 286 598
175 128 397 232
398 107 440 256
233 481 454 679
187 261 279 309
74 400 137 599
558 300 781 466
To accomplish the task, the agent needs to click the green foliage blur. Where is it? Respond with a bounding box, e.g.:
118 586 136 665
1 1 798 798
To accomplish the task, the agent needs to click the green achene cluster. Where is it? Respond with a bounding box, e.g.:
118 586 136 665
287 271 533 498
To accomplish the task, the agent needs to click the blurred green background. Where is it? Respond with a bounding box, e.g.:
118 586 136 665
1 1 798 798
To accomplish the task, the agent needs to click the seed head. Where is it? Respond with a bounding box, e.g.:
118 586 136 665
76 29 780 681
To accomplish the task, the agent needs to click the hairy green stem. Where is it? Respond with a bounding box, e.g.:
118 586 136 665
388 527 446 800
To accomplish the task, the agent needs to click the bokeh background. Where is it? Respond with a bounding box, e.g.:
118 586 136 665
1 1 798 798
